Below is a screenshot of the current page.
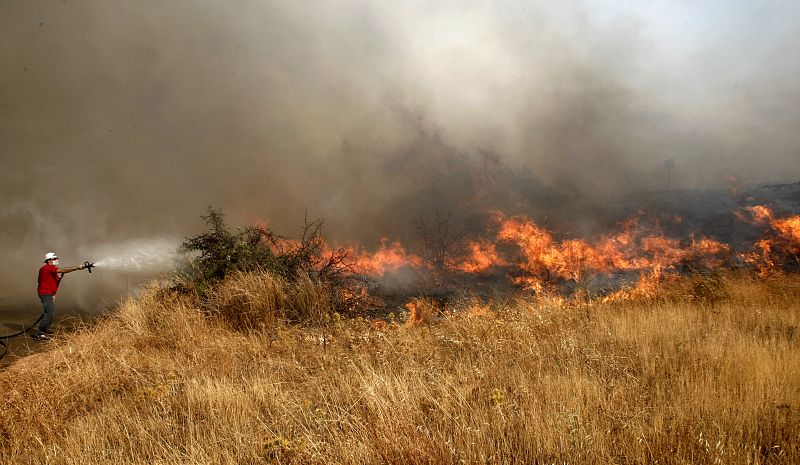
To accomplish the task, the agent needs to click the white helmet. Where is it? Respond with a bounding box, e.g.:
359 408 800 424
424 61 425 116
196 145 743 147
44 252 58 263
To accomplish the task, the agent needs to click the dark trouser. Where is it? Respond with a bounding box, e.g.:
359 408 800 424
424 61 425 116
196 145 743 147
38 294 55 334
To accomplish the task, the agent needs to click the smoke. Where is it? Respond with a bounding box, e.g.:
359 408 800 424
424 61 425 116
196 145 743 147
1 0 799 305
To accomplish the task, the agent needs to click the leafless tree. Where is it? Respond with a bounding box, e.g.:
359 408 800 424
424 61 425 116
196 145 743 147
415 210 465 276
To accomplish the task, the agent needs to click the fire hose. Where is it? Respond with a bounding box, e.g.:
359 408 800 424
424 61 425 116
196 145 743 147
0 261 95 361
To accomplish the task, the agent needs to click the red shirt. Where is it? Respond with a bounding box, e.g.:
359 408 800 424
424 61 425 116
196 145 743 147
38 264 60 295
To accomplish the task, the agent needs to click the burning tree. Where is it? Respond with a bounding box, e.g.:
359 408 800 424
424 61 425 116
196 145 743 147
415 209 465 277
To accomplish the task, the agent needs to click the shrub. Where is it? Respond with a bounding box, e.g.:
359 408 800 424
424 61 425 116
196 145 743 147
175 208 357 313
180 208 335 281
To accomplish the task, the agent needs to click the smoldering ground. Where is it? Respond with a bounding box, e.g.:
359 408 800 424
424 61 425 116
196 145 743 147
1 1 799 309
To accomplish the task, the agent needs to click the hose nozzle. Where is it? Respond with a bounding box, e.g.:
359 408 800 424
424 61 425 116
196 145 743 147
84 261 94 273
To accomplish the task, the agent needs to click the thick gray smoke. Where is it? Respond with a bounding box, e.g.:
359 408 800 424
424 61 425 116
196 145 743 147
1 1 799 307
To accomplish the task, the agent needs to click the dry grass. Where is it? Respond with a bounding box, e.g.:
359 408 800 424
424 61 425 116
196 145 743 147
204 271 333 331
1 272 798 464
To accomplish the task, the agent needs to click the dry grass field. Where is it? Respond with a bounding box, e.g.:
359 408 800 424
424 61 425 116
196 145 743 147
1 271 798 464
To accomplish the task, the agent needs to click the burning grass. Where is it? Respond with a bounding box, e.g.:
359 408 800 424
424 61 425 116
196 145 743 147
174 205 800 308
1 271 799 464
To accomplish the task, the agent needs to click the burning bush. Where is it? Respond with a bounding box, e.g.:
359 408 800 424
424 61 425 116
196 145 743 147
176 208 357 314
179 208 341 282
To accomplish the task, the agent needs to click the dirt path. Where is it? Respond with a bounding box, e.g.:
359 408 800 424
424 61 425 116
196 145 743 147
1 300 97 368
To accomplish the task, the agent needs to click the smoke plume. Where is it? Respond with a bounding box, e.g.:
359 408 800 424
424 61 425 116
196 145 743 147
1 1 799 307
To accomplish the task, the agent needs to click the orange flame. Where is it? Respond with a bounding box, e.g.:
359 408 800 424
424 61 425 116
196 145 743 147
740 206 800 274
259 204 798 304
347 239 423 276
404 297 441 326
458 240 506 273
489 213 731 293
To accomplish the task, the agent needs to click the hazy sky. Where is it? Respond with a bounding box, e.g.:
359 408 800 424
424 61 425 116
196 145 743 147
1 1 798 302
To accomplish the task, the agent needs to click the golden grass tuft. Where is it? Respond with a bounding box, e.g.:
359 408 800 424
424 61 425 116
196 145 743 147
1 271 799 464
204 271 333 331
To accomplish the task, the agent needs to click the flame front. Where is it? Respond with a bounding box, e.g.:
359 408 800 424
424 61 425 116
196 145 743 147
315 205 797 303
489 213 730 293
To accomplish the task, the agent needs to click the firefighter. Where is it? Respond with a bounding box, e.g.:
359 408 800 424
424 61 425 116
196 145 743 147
35 252 87 340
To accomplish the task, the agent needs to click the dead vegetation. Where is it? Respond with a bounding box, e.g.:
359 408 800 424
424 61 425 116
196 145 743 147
1 271 799 464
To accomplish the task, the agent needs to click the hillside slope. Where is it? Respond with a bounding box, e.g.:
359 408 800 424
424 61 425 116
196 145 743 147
1 272 799 464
